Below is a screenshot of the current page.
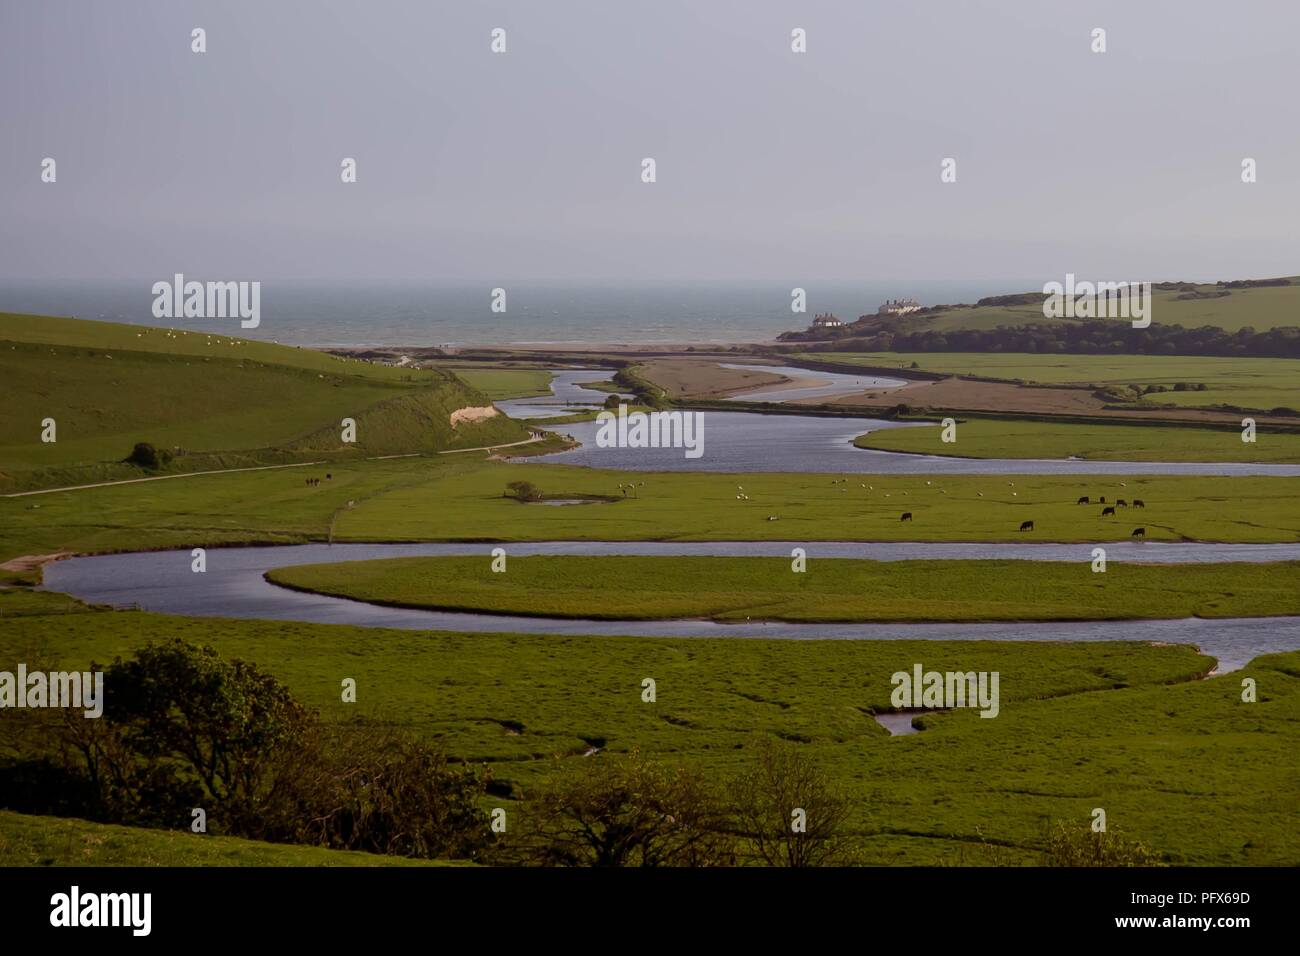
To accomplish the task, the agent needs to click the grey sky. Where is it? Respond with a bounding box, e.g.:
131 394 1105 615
2 0 1297 281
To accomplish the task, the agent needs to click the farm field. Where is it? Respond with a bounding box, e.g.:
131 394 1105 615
5 458 1300 569
2 608 1294 865
854 418 1300 463
794 351 1300 412
266 555 1300 623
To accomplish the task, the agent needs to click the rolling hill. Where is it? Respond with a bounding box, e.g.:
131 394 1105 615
0 313 530 494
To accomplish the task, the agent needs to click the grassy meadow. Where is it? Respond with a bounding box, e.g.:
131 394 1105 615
854 418 1300 462
436 365 554 400
266 555 1300 623
4 457 1300 569
3 607 1296 864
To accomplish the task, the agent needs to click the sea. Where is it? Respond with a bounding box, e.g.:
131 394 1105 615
0 279 1025 348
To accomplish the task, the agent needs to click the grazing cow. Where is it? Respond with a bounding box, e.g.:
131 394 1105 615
1132 527 1146 537
1019 520 1035 532
1133 499 1145 508
900 512 913 522
1101 507 1116 517
1099 496 1107 504
1076 496 1089 504
1117 499 1128 508
326 473 332 481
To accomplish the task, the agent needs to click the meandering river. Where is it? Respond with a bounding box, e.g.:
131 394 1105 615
43 542 1300 672
527 367 1300 476
34 366 1300 674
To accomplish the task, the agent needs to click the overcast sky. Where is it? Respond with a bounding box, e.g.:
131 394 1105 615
2 0 1297 282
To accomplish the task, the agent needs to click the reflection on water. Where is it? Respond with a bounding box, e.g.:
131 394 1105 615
504 368 1300 476
536 411 1300 476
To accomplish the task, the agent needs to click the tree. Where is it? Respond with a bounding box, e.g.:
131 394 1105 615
534 750 734 866
79 639 309 832
1044 820 1162 866
289 727 494 861
603 393 622 409
730 739 851 866
505 480 542 501
126 442 170 470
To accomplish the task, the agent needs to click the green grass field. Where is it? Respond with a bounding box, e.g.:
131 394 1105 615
3 607 1295 864
330 460 1300 544
855 419 1300 462
4 457 1300 566
437 366 554 400
0 312 428 379
0 313 529 493
0 810 450 867
796 351 1300 412
265 555 1300 623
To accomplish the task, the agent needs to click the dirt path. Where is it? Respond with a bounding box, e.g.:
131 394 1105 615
438 435 546 455
2 460 330 499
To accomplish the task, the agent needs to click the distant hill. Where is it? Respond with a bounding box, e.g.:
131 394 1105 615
0 313 529 493
777 277 1300 358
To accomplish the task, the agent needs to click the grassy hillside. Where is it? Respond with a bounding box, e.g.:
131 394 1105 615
0 313 530 493
265 555 1300 623
0 810 450 866
895 279 1300 334
4 608 1296 864
0 312 422 379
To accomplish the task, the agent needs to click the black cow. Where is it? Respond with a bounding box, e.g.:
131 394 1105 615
1101 507 1116 517
1133 499 1145 508
1076 496 1089 504
1117 499 1128 508
1019 520 1034 532
1132 527 1146 537
1099 496 1107 504
900 512 913 522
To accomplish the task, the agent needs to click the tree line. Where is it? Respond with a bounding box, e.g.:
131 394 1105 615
778 320 1300 359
